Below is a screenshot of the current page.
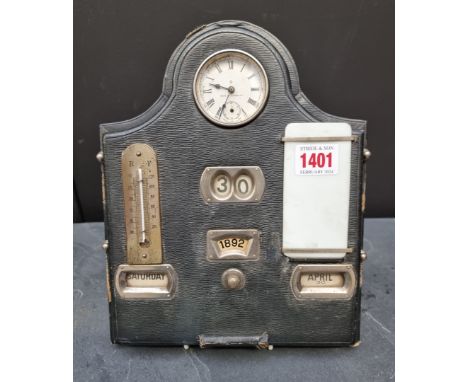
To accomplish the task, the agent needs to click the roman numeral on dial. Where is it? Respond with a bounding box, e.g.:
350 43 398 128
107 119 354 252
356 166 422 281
247 98 258 108
206 98 215 108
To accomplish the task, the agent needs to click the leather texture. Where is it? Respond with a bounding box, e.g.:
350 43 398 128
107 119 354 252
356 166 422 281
100 20 366 346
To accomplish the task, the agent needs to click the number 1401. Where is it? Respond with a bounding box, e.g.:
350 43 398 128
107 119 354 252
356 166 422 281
300 152 333 168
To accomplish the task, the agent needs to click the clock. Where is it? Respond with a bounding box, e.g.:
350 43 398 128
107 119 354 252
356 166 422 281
193 49 269 127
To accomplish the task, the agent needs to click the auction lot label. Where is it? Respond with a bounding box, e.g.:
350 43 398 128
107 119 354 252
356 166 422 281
295 143 339 175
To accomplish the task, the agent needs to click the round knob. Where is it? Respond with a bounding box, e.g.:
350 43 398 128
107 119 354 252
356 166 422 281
363 148 372 161
221 268 245 290
96 151 104 162
360 249 368 262
227 274 240 288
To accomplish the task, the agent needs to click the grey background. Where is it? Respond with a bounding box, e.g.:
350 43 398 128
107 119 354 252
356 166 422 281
74 0 394 222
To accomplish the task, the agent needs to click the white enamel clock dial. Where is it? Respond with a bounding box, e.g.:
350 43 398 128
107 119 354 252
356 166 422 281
193 49 269 127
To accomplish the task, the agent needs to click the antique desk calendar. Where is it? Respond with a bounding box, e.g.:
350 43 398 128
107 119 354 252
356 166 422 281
97 20 370 348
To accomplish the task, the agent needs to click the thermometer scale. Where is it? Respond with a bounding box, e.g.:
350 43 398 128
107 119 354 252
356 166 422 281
121 143 162 264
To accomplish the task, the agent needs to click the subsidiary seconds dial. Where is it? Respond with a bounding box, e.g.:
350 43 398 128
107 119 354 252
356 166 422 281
193 49 269 127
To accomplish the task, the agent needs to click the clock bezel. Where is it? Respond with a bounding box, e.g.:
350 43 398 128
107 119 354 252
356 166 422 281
193 49 269 127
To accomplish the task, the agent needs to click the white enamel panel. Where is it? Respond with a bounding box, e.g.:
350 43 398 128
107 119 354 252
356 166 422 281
283 123 352 259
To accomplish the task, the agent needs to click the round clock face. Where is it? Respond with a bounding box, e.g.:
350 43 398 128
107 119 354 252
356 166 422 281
193 49 269 127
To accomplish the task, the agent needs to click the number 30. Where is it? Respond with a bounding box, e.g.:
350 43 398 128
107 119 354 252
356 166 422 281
213 173 253 198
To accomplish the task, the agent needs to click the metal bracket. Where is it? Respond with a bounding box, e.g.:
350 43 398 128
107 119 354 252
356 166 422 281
198 333 269 349
281 136 357 143
283 248 353 254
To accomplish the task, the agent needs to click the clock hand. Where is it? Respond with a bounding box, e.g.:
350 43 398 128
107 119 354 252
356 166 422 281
209 83 235 93
221 93 231 113
209 83 229 90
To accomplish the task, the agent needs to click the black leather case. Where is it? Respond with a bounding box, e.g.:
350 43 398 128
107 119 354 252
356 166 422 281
99 20 367 347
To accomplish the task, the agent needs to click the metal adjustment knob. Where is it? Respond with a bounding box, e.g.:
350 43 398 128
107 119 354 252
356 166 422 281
363 148 371 161
221 268 245 290
96 151 104 162
360 249 368 262
102 240 109 252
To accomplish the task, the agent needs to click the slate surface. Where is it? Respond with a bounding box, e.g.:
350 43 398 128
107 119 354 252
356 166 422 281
74 219 394 382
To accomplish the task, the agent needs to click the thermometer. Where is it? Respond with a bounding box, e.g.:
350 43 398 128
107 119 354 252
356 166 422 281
121 143 162 264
